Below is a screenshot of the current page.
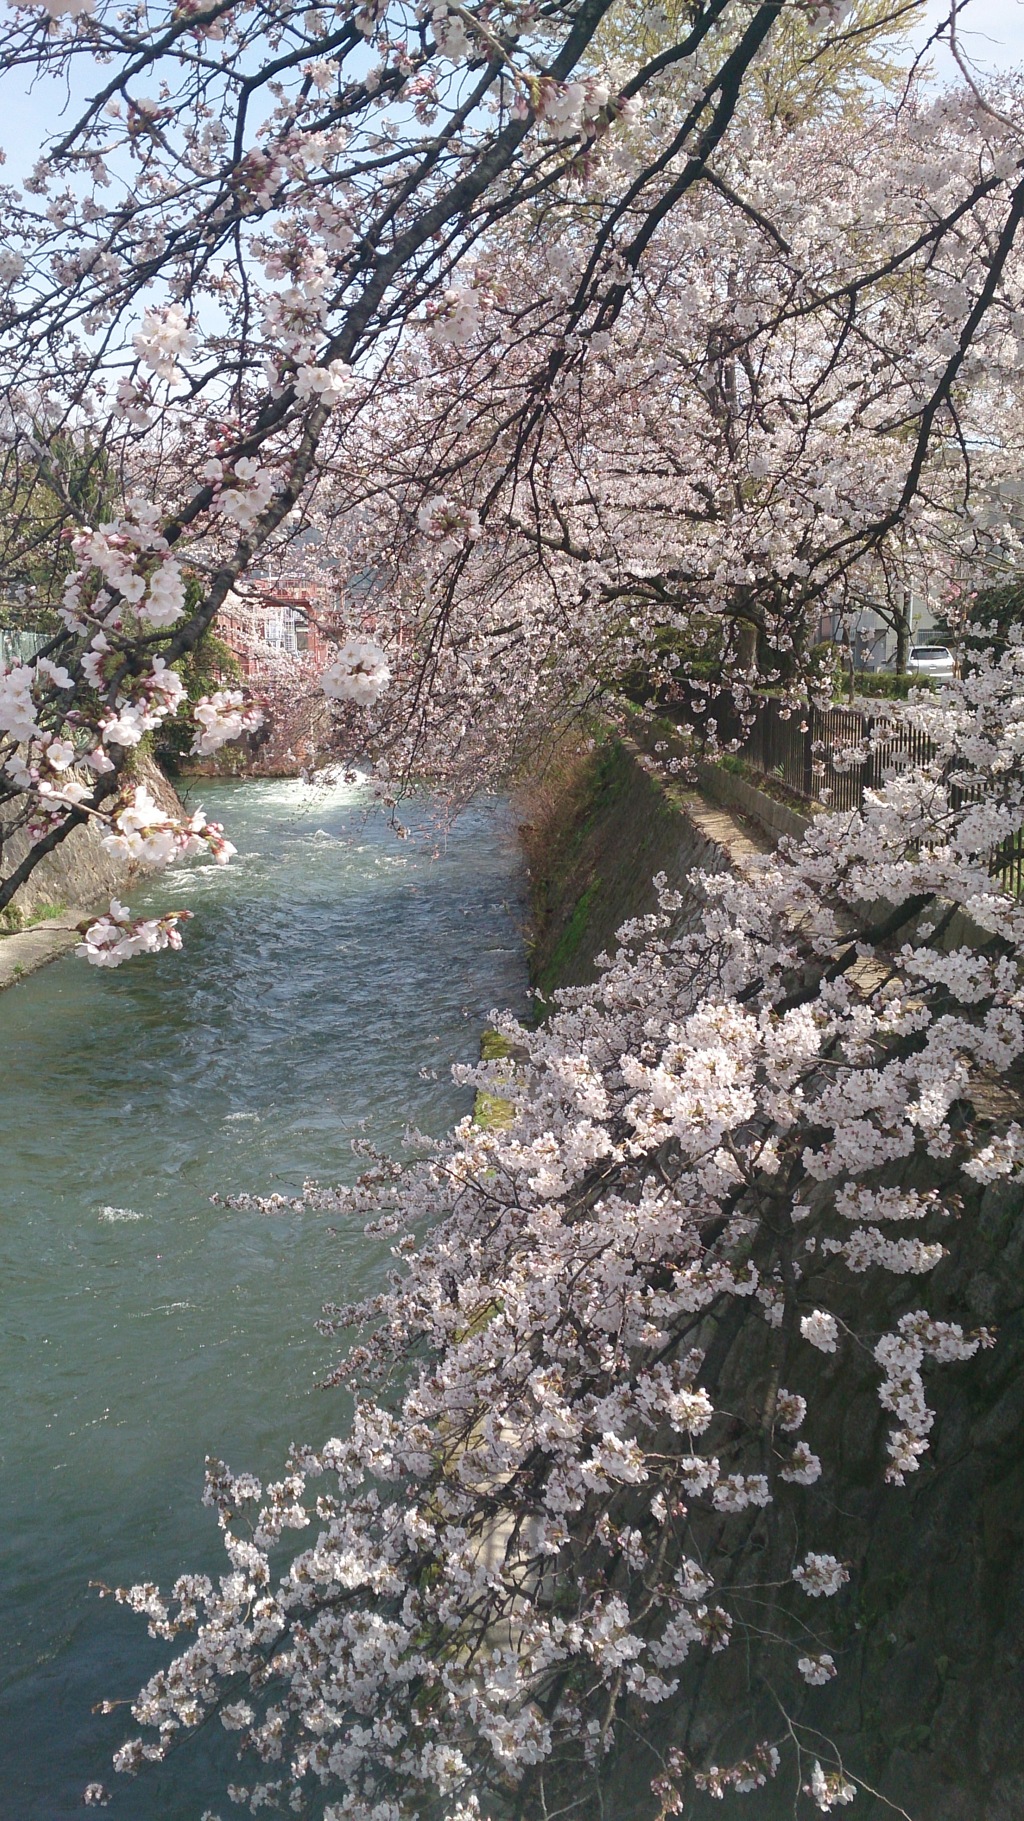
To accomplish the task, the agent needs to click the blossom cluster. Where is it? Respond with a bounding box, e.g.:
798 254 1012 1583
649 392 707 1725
320 635 391 708
132 305 195 382
100 785 236 873
533 75 614 141
191 691 265 757
77 898 193 967
0 626 255 933
64 512 188 633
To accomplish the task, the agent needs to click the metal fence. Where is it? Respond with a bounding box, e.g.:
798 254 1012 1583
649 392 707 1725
992 827 1024 901
737 700 935 814
729 696 1024 901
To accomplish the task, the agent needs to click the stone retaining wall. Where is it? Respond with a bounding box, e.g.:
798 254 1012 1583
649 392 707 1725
0 757 184 988
527 734 1024 1821
524 735 770 995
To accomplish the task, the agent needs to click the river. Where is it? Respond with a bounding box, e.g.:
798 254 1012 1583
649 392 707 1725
0 775 528 1818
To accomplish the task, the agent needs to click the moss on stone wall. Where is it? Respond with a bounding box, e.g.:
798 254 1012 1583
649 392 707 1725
522 733 731 999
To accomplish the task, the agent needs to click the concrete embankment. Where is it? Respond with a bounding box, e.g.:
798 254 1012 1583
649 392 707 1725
523 732 1024 1821
0 757 183 989
522 731 771 993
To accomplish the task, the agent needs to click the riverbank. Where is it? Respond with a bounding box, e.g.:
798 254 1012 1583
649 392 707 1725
520 730 771 994
520 731 1024 1821
0 756 184 990
0 915 79 988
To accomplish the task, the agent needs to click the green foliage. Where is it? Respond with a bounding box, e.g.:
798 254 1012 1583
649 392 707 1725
0 428 116 624
472 1030 517 1128
153 606 242 770
472 1087 516 1131
593 0 926 125
809 639 841 669
480 1028 513 1062
2 898 66 933
812 642 926 704
30 900 67 924
852 670 936 699
743 0 927 124
616 621 726 706
539 878 600 997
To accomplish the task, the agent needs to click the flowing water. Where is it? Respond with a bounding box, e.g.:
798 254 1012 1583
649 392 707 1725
0 776 528 1818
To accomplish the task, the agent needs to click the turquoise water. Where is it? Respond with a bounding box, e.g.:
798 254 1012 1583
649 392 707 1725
0 776 528 1818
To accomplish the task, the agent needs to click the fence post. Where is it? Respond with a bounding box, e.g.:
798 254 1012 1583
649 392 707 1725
803 711 814 800
862 717 875 799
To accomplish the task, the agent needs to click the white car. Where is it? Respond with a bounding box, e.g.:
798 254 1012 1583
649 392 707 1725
907 645 955 678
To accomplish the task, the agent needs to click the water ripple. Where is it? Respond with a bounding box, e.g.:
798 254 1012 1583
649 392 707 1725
0 780 527 1818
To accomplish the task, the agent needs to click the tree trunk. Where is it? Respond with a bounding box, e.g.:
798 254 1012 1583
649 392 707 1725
736 619 758 671
894 591 912 673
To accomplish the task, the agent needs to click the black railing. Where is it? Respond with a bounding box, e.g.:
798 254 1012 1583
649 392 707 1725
992 826 1024 901
725 697 1024 901
730 699 929 813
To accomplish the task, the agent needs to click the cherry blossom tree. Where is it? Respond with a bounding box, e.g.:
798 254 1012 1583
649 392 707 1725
102 637 1024 1818
305 84 1024 789
0 0 779 927
3 0 1024 939
0 0 1022 1811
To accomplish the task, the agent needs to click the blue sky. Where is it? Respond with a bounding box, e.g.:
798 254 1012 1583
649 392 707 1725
1 1 1023 189
910 0 1024 78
